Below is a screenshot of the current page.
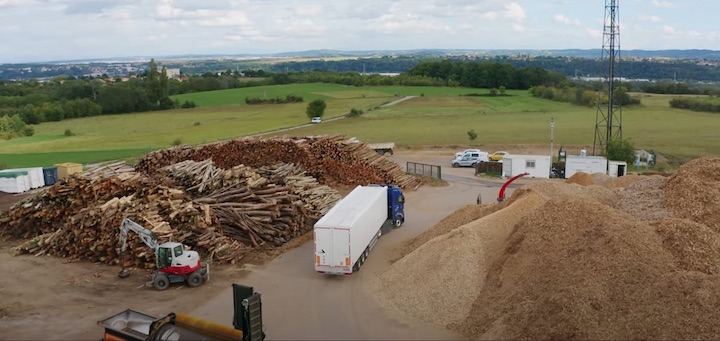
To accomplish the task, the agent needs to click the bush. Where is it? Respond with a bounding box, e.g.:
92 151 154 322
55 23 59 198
604 138 636 164
467 129 478 141
306 99 326 119
64 129 74 136
181 100 197 108
172 138 183 146
348 108 364 118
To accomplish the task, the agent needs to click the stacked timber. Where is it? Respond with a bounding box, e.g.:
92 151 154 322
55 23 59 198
3 169 248 266
1 134 415 268
135 135 421 190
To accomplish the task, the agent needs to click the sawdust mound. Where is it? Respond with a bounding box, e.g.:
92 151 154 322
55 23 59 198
652 218 720 275
457 196 720 340
524 181 617 206
613 176 675 221
591 172 613 188
373 189 549 330
393 204 497 262
611 173 644 188
565 171 594 185
662 157 720 232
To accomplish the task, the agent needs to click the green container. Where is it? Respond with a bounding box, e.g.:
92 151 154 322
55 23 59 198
0 170 29 178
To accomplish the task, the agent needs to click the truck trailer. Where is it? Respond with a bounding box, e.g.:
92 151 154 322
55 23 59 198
314 184 405 275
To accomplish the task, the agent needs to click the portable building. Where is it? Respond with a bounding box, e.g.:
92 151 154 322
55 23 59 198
565 155 608 178
502 154 552 179
608 160 628 178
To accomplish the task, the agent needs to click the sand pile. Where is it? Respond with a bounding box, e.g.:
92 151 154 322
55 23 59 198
662 157 720 232
377 158 720 339
373 189 550 329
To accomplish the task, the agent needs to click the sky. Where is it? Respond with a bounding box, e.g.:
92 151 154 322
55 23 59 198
0 0 718 63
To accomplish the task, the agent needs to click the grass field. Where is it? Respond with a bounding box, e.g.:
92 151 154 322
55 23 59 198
1 83 718 168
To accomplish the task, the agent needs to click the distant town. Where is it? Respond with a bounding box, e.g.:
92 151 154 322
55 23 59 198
2 49 720 83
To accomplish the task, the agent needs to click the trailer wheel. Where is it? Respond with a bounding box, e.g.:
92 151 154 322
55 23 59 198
394 218 403 228
187 271 203 287
153 274 170 291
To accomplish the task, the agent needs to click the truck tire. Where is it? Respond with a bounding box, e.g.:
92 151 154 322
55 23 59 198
452 162 459 168
187 271 203 287
153 274 170 291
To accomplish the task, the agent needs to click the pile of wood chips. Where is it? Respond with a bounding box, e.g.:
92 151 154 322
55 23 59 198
378 157 720 339
0 157 344 268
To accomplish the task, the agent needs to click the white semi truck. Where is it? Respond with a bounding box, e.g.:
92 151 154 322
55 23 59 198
314 184 405 275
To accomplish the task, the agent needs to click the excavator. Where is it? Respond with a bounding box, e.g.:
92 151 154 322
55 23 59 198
118 217 210 291
98 283 265 341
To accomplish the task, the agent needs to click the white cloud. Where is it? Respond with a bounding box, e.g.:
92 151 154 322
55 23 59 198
586 28 603 39
0 0 33 9
553 14 580 26
504 2 526 22
0 0 718 62
638 14 662 23
652 0 676 8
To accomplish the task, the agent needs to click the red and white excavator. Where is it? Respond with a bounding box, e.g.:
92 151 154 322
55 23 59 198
118 217 210 290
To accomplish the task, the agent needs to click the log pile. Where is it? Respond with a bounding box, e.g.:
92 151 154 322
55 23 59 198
1 134 411 268
135 135 421 190
1 159 343 268
4 169 249 266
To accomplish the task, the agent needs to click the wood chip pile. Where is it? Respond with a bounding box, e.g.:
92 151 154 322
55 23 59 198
135 135 421 190
376 157 720 339
662 157 720 232
0 158 343 268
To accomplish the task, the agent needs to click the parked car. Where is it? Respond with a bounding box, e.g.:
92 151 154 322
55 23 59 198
455 149 481 158
452 151 489 167
489 151 508 161
311 116 322 124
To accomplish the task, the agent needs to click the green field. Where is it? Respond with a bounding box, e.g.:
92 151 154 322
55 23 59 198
1 83 718 168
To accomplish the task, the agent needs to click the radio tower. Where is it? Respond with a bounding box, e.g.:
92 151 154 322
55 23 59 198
592 0 622 156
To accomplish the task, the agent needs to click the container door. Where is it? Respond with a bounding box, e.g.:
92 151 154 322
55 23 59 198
315 228 333 267
333 230 351 267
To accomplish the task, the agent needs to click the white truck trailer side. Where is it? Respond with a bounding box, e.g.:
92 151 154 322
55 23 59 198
314 185 388 275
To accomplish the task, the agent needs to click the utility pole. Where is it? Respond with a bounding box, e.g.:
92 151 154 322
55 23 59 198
550 117 554 177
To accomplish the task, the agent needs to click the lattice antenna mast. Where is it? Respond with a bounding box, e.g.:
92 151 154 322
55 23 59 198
593 0 622 156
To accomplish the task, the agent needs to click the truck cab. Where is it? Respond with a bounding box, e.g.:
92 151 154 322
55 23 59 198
386 185 405 227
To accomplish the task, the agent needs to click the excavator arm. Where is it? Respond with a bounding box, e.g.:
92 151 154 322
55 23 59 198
118 217 159 278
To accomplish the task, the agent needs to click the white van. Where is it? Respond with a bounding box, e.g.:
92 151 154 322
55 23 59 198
452 151 489 167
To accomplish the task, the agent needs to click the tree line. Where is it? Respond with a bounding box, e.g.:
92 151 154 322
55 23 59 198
669 97 720 113
0 59 196 138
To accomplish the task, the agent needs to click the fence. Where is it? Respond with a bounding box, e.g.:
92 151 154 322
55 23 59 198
406 162 442 179
475 162 503 176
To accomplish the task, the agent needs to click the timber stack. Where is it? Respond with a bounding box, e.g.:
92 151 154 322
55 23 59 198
0 160 342 268
1 134 415 268
135 135 421 190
